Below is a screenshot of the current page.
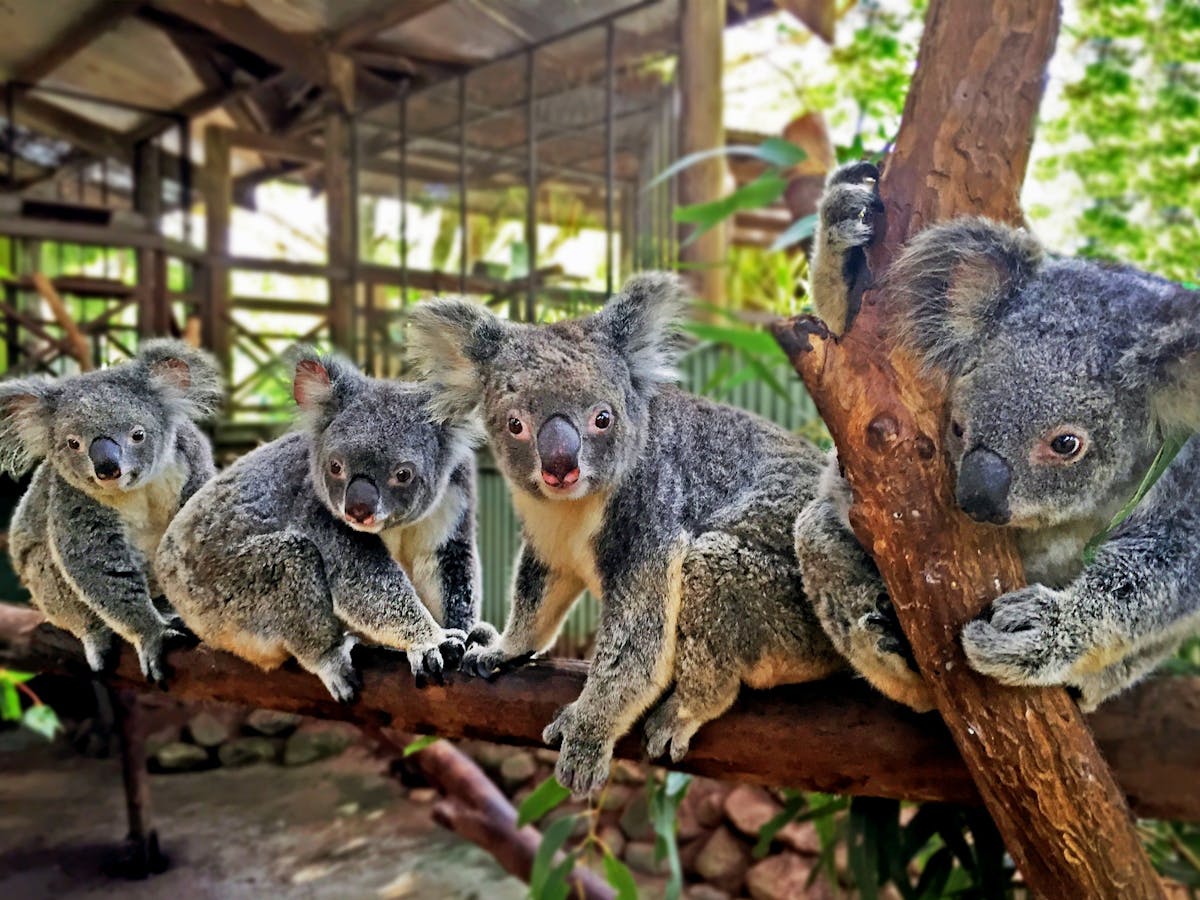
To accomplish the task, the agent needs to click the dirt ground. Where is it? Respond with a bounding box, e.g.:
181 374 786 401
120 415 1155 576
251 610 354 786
0 728 527 900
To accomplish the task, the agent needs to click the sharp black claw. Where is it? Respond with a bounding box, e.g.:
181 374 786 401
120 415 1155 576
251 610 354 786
414 673 428 689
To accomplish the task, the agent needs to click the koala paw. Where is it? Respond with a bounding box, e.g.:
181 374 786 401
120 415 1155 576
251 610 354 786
543 703 613 797
962 584 1077 686
81 631 120 675
860 594 918 673
643 695 697 764
460 643 533 680
820 161 883 252
315 635 361 703
136 627 189 688
407 631 466 687
466 621 500 650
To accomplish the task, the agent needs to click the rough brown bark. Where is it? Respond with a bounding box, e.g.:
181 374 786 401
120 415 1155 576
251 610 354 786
773 1 1165 897
2 604 1197 821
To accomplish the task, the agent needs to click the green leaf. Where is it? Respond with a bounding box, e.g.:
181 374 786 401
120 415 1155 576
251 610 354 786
645 140 807 191
21 704 60 740
914 846 955 899
675 174 789 246
0 669 35 685
401 734 440 757
529 815 577 900
602 849 639 900
683 321 785 358
517 776 571 827
847 798 881 900
542 849 578 900
0 682 20 721
754 792 806 858
648 773 692 900
769 213 819 252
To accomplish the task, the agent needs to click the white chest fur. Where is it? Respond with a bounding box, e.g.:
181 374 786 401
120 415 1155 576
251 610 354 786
381 482 469 624
105 463 188 564
510 489 609 598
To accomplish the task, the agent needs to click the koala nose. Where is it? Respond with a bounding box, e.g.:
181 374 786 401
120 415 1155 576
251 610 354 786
956 447 1012 525
89 437 122 481
537 415 581 487
344 476 380 525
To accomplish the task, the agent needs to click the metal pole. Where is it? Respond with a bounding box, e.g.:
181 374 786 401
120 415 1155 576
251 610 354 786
398 89 408 376
605 21 616 296
6 84 15 189
350 110 361 360
458 75 468 294
525 49 537 322
179 117 192 247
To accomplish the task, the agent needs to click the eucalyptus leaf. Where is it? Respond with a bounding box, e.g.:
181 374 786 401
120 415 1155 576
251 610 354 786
601 849 638 900
21 704 60 740
401 734 440 757
517 776 571 827
528 815 577 900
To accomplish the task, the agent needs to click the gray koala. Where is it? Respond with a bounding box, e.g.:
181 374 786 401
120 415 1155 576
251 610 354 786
795 161 1200 712
0 341 222 683
408 274 843 795
157 350 492 701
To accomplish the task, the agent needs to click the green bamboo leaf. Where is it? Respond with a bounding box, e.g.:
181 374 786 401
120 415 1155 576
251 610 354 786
529 815 577 899
683 322 785 357
676 174 789 246
21 704 60 740
645 140 806 191
769 213 819 251
914 846 954 899
401 734 440 756
517 776 571 827
602 849 639 900
1 682 20 720
754 792 805 858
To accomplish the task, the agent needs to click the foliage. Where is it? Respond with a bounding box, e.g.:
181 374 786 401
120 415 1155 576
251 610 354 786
0 669 60 740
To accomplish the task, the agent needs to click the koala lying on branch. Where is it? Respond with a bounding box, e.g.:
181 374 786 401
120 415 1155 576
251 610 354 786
409 275 843 795
0 341 222 683
797 162 1200 711
158 351 491 701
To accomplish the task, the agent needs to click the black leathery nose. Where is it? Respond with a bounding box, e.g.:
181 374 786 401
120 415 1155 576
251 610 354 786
344 475 379 522
537 415 581 481
89 437 122 480
956 447 1012 525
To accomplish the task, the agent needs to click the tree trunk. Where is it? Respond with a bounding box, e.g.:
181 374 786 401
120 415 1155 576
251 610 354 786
774 1 1165 897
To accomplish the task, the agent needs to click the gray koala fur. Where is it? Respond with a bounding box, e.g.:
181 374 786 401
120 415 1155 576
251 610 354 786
0 340 222 683
407 274 843 795
796 161 1200 711
157 350 492 701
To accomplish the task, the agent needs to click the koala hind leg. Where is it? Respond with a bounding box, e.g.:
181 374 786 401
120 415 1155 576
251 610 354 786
20 542 119 673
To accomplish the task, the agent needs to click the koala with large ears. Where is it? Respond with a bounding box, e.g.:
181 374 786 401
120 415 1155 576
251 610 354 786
158 350 489 701
0 341 222 683
408 274 842 795
796 161 1200 712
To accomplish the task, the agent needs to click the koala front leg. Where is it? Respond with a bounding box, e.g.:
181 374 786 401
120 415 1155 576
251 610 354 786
810 161 883 334
545 563 678 796
321 526 463 683
794 494 935 712
461 544 584 678
47 482 176 684
435 500 493 647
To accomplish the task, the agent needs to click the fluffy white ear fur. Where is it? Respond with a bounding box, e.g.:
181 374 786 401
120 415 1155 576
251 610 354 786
0 377 54 475
406 298 506 420
137 339 224 420
596 271 690 390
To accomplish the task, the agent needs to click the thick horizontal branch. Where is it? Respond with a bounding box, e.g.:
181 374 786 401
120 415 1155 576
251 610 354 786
1 603 1197 821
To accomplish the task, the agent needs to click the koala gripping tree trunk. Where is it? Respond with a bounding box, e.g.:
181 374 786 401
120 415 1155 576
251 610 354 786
774 1 1165 897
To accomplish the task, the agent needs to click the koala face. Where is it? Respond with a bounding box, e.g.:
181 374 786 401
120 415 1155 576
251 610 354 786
0 340 223 496
406 273 687 503
294 355 469 533
890 220 1200 532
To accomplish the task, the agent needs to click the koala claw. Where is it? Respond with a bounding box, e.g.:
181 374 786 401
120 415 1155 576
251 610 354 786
860 594 918 672
315 636 360 703
643 698 694 764
438 630 468 674
544 705 613 797
961 584 1075 685
828 160 880 188
460 644 532 680
465 621 500 650
408 633 465 686
136 629 184 687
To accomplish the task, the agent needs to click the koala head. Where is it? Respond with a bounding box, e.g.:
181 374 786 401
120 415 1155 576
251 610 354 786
407 273 687 502
0 340 222 497
292 350 476 533
890 218 1200 530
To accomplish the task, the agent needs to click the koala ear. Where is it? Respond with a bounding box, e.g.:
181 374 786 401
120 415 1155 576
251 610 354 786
406 298 506 419
594 272 690 390
1118 285 1200 431
889 218 1043 372
137 339 224 420
291 347 363 414
0 377 55 475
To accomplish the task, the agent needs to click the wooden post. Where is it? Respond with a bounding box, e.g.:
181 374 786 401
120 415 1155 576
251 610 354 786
202 125 231 376
133 138 168 339
111 688 168 876
677 0 727 308
325 58 357 357
31 272 91 369
773 1 1165 896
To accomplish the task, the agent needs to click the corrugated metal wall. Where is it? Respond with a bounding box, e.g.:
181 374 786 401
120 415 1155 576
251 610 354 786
476 343 820 656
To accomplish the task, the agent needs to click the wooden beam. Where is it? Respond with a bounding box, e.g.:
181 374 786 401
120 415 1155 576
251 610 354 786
226 129 324 164
30 272 92 369
13 1 142 83
202 125 232 374
325 100 356 355
332 0 448 51
1 603 1198 821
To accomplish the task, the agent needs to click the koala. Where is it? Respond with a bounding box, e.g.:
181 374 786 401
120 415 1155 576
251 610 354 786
0 341 222 683
157 350 492 701
407 274 844 795
795 161 1200 712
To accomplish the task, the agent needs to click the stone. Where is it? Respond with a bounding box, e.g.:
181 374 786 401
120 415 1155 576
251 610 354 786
245 709 302 737
153 741 209 772
746 852 835 900
218 737 277 767
685 779 731 829
283 724 354 766
685 886 732 900
471 742 517 773
724 785 782 839
624 840 667 875
534 748 559 765
676 792 704 842
598 825 626 859
597 784 632 813
187 711 231 748
619 790 653 841
498 751 538 792
693 826 750 894
408 788 438 804
145 724 181 757
778 820 822 856
610 759 645 785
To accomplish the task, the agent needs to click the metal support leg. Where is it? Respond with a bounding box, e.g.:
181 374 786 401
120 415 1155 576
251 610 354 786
110 688 168 878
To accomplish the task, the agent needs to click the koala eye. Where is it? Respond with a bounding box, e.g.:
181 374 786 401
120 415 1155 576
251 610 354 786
507 412 531 441
66 435 82 452
130 428 146 443
590 406 613 433
1034 427 1090 466
1050 434 1082 457
392 465 414 485
328 458 345 478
